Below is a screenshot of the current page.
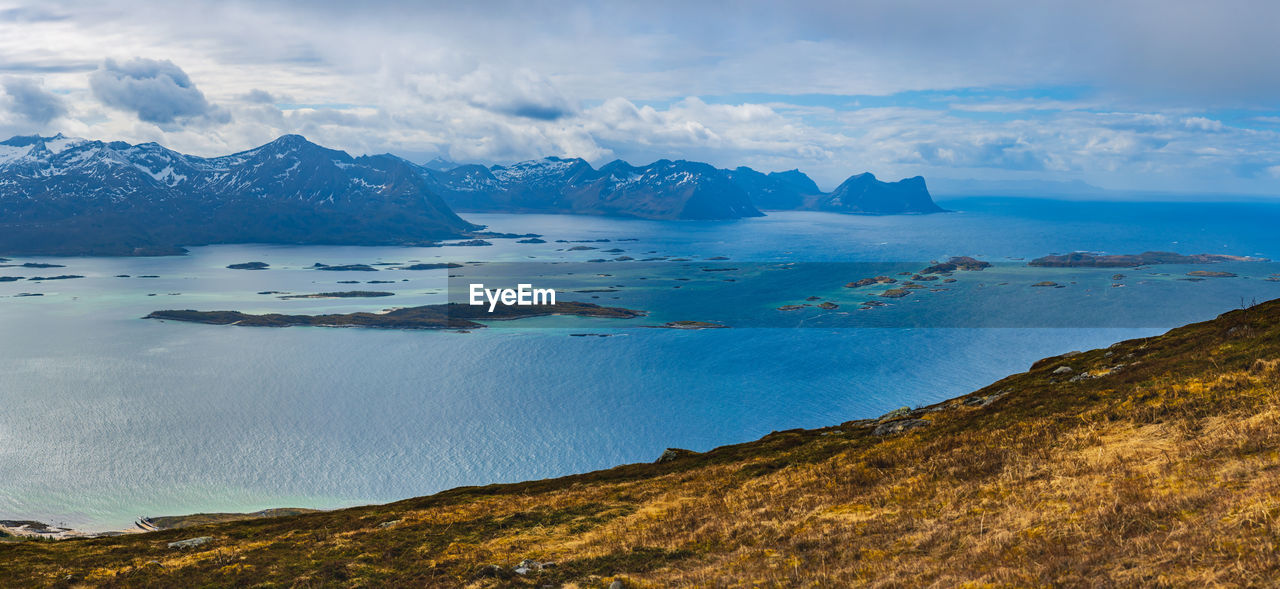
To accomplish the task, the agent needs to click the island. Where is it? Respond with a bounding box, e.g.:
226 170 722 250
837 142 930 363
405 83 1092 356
845 276 896 288
648 320 728 329
920 256 991 274
1029 251 1266 267
145 301 644 330
227 262 270 270
278 291 395 299
311 263 378 272
397 263 463 270
1186 271 1238 278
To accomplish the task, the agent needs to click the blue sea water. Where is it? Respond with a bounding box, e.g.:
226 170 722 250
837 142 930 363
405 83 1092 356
1 197 1278 530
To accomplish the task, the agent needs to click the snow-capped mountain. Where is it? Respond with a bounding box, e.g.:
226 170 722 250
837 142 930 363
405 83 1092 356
0 134 476 255
419 156 941 219
420 156 762 220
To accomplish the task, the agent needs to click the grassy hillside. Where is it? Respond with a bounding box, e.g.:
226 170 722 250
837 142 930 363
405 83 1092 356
4 299 1280 587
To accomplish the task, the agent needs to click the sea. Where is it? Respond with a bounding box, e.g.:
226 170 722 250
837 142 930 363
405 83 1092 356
2 196 1278 531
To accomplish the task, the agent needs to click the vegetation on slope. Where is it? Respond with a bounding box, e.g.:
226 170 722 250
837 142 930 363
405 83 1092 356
5 299 1280 587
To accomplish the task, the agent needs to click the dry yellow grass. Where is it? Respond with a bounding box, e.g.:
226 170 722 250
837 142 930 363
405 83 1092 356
3 301 1280 587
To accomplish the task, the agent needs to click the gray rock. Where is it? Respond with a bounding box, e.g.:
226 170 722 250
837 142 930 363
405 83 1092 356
873 419 931 436
1052 366 1074 375
377 520 400 528
167 536 213 549
609 581 626 589
656 448 700 463
512 558 552 573
877 406 912 421
966 389 1011 407
514 559 548 574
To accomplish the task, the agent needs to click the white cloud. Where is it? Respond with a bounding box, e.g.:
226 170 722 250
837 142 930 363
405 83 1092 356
0 0 1279 193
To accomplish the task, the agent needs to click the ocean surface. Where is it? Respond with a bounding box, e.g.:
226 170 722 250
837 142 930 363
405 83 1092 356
2 196 1279 531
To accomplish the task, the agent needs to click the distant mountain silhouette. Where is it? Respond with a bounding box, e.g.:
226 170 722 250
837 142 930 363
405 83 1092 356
420 157 763 220
422 157 943 218
0 133 943 256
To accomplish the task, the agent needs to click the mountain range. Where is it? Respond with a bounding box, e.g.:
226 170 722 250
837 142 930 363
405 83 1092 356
422 156 943 218
0 134 475 255
0 134 942 255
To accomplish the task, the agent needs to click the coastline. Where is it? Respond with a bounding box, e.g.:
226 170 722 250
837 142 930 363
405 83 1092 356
0 310 1189 540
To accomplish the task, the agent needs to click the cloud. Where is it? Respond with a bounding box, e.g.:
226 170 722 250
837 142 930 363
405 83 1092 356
2 77 66 124
2 1 1279 193
420 67 576 121
241 89 277 104
1182 116 1225 132
89 58 228 125
0 61 98 74
0 6 69 23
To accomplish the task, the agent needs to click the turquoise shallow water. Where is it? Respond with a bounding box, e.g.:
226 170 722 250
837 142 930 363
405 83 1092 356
1 197 1278 530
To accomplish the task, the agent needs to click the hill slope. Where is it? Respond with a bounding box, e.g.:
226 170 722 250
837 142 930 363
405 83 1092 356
0 134 476 255
4 300 1280 586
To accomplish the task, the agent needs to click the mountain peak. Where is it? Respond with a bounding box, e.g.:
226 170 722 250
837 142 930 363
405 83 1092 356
1 134 48 147
421 156 459 171
261 134 317 150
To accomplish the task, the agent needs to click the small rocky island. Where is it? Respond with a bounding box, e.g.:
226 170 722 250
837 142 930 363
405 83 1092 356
227 262 270 270
146 301 644 330
311 263 378 272
920 256 990 274
650 320 728 329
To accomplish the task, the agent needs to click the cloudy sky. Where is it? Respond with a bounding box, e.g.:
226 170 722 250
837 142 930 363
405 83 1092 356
3 0 1280 194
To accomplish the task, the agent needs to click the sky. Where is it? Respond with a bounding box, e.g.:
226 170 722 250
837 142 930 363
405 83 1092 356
2 0 1280 194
